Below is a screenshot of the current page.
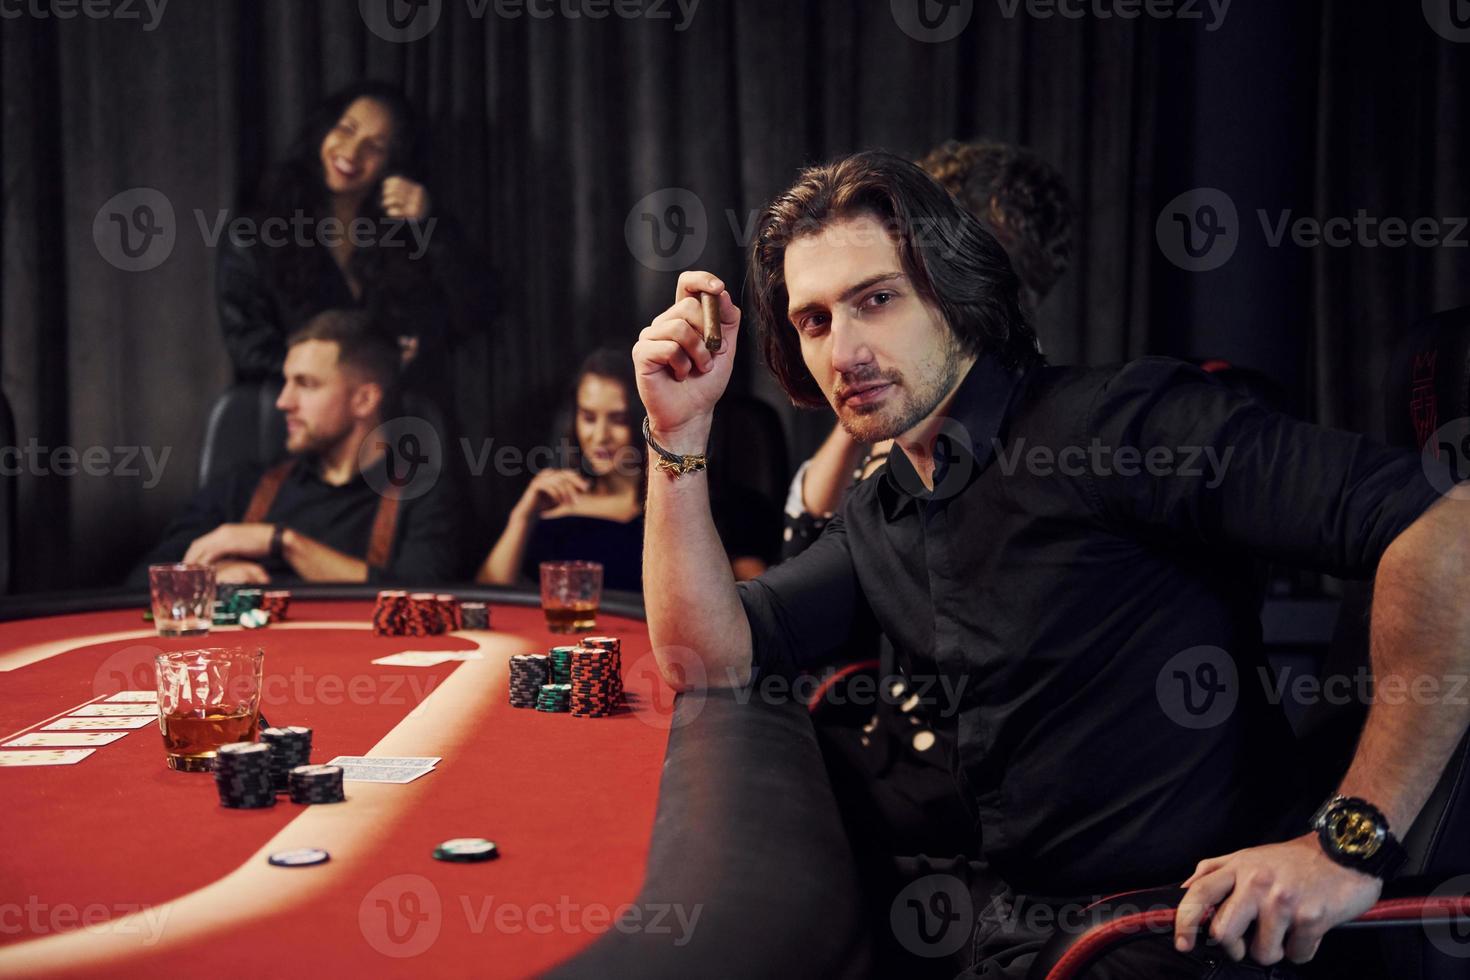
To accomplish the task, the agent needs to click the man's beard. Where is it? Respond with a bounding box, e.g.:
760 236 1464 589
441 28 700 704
833 335 968 444
286 422 352 460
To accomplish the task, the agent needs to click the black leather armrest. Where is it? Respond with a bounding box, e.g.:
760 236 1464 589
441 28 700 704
1027 878 1470 980
549 688 869 978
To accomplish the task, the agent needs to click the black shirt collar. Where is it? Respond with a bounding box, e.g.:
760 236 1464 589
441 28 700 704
878 352 1027 520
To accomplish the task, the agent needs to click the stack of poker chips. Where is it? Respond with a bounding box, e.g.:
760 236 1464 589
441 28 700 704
372 590 408 635
460 602 490 630
569 645 620 718
288 764 346 805
436 594 463 631
547 646 575 685
214 742 276 809
509 654 550 708
261 590 291 621
535 683 572 712
213 586 262 626
260 726 313 792
373 590 460 637
582 636 624 704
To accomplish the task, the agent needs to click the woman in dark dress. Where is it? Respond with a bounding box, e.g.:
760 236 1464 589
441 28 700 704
217 81 478 420
477 349 647 592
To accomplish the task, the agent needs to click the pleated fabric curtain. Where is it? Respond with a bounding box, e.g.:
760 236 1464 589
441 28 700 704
2 0 1467 589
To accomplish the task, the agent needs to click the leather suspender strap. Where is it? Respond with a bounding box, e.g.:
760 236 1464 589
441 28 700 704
243 459 402 571
365 491 401 570
242 461 294 523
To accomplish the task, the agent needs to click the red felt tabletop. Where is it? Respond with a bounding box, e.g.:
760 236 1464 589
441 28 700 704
0 600 673 978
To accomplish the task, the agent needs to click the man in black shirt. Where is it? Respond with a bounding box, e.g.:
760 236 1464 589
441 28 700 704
632 152 1469 977
131 310 462 585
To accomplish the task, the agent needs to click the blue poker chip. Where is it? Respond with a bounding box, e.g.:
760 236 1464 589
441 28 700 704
268 847 330 867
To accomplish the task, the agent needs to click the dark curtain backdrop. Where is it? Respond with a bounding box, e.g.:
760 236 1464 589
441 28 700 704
2 0 1468 591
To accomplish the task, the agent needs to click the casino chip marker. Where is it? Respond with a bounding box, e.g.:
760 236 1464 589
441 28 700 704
268 847 330 867
214 741 275 809
433 838 499 863
288 764 346 805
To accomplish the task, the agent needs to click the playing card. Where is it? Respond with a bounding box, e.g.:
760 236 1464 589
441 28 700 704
103 691 159 703
327 755 441 768
0 749 95 766
70 703 159 717
44 716 156 731
4 731 129 748
332 763 436 784
370 651 482 667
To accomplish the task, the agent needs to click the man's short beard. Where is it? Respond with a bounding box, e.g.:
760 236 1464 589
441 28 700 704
835 333 968 444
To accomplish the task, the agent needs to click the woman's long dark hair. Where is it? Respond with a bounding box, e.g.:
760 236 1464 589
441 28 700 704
560 348 647 498
244 81 436 327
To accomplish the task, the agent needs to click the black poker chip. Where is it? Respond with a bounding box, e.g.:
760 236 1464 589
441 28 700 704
288 764 345 804
509 654 550 709
214 741 275 809
261 726 313 792
433 838 499 862
269 847 330 867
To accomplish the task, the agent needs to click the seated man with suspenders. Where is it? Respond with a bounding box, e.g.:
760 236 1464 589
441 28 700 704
130 309 463 585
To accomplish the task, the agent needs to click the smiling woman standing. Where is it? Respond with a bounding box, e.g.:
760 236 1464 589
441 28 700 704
218 81 474 420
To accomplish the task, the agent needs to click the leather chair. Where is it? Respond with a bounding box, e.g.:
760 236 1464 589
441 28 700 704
1031 318 1470 978
198 381 286 489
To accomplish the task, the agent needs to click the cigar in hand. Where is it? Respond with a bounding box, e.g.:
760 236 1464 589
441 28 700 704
701 292 723 354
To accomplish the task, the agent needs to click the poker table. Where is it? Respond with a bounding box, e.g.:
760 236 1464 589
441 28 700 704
0 586 867 978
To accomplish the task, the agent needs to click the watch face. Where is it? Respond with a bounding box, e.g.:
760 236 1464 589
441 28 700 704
1326 806 1385 858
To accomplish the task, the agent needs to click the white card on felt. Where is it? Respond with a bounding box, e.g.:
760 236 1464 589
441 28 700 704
104 691 159 703
70 703 159 717
44 716 156 731
4 731 129 748
0 749 95 766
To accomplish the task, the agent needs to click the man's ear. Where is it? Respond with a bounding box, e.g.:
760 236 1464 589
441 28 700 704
350 380 385 422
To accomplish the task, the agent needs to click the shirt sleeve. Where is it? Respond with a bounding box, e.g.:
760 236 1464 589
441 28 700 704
735 511 874 678
1082 357 1442 577
124 466 259 587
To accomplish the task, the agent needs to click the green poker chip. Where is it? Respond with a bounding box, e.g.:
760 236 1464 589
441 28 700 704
433 838 499 863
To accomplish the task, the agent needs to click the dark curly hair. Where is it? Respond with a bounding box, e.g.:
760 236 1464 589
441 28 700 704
559 348 647 492
748 150 1042 410
916 139 1072 313
243 81 437 330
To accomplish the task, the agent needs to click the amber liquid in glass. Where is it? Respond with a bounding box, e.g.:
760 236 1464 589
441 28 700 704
544 602 598 633
160 710 259 771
